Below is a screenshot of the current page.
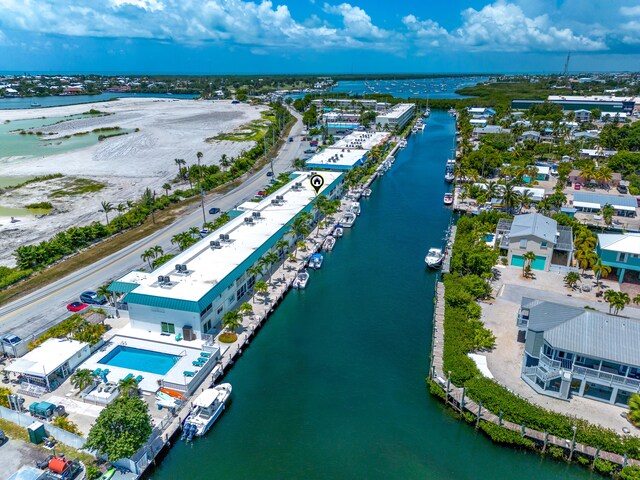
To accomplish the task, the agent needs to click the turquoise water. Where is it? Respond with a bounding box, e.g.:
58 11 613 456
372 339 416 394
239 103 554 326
0 116 111 159
98 346 179 375
149 111 592 479
331 76 488 99
0 93 199 110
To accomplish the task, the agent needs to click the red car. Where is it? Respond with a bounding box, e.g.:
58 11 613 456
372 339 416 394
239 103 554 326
574 183 581 190
66 302 88 312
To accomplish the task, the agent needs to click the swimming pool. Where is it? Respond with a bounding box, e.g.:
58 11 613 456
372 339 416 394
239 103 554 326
98 346 180 375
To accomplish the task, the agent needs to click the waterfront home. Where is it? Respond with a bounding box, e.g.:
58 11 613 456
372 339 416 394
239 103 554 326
305 131 390 171
469 118 488 127
472 125 511 138
580 148 617 159
597 232 640 283
520 131 541 143
572 192 636 217
517 298 640 406
568 170 621 187
496 213 574 271
375 103 415 131
4 338 91 395
573 109 592 122
109 171 344 339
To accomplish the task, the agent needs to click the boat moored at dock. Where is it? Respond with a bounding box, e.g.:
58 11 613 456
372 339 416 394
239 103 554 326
443 193 453 205
334 226 344 238
350 202 361 215
425 248 445 269
293 269 310 289
361 188 372 197
323 235 336 251
181 383 232 441
309 253 324 269
340 211 356 227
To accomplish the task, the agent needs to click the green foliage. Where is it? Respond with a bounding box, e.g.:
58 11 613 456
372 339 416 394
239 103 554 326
30 314 107 349
620 465 640 480
0 387 11 408
607 151 640 177
600 122 640 151
478 420 535 448
52 416 81 435
593 458 617 475
218 332 238 343
86 395 152 461
50 178 105 197
0 266 32 289
25 201 53 209
8 173 64 189
71 369 96 391
85 465 101 480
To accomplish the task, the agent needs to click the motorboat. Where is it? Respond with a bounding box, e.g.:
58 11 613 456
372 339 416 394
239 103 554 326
334 226 344 238
398 139 407 149
181 383 232 441
445 159 455 183
350 202 361 215
309 253 324 269
340 212 356 228
425 248 445 269
323 235 336 251
361 188 372 197
444 171 455 183
30 102 41 108
156 390 182 409
444 193 454 205
293 269 310 289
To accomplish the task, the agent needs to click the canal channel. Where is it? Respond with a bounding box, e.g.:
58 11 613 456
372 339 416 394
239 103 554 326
149 111 592 479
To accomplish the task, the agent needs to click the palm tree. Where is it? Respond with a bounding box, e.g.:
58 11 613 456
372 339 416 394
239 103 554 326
151 245 164 259
116 203 126 215
220 154 231 172
162 183 172 196
563 272 580 290
604 289 617 313
522 251 536 277
574 230 597 251
96 283 111 306
141 249 154 269
254 280 268 303
575 247 598 274
100 201 113 226
260 251 280 284
592 258 612 292
519 189 534 210
628 393 640 427
188 226 201 238
174 158 186 179
239 302 253 317
501 183 521 214
485 181 500 201
70 369 96 392
222 309 242 332
275 238 289 256
601 204 615 226
613 292 630 315
118 377 140 397
633 294 640 306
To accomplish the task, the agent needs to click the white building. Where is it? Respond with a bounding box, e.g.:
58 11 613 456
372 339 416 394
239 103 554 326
110 171 344 338
375 103 415 131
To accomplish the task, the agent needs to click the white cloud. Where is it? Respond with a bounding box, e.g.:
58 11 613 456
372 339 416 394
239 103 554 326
402 14 448 46
621 5 640 16
110 0 165 12
323 3 389 40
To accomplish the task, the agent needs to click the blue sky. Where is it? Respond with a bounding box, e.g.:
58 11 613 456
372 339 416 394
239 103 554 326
0 0 639 74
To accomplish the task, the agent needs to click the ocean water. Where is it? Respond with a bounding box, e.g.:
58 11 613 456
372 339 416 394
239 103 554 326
330 76 487 99
0 92 199 110
148 111 592 480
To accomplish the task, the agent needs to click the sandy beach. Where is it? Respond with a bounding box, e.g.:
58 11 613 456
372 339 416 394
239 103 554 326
0 97 266 267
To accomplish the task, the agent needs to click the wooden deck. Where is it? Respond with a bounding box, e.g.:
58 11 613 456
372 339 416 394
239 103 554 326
429 281 639 468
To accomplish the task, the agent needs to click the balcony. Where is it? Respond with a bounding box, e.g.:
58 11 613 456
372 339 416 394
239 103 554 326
516 312 529 329
572 366 640 390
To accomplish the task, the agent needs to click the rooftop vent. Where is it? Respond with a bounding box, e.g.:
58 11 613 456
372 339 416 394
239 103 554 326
244 217 254 224
271 199 279 205
210 240 222 249
252 211 261 218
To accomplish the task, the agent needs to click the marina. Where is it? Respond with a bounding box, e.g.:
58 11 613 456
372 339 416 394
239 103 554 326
149 110 592 480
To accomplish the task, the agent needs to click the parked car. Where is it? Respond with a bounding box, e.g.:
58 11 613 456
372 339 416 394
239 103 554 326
80 291 106 305
66 302 88 312
266 171 273 177
257 191 266 196
1 334 22 347
208 207 220 215
574 183 581 190
0 429 6 445
288 137 293 142
617 184 628 194
304 149 315 154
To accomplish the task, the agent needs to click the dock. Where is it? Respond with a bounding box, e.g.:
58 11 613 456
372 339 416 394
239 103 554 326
441 225 456 274
429 281 639 469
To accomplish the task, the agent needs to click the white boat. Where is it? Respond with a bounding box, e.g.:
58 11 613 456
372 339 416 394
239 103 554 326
361 188 372 197
350 202 361 215
334 227 344 238
309 253 324 269
444 193 454 206
340 212 356 228
425 248 445 269
293 270 310 289
30 102 41 108
181 383 232 441
444 171 455 183
398 139 407 148
155 391 181 409
323 235 336 251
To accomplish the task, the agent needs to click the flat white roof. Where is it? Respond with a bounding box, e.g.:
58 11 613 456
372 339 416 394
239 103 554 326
119 171 342 303
598 233 640 255
6 338 88 377
306 148 366 168
329 131 390 151
548 95 638 102
536 166 550 175
377 103 414 120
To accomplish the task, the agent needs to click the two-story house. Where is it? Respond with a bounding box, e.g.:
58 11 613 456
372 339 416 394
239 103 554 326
597 232 640 283
496 213 573 271
517 298 640 406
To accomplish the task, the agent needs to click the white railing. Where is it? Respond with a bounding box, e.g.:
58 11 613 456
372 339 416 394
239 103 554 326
572 366 640 390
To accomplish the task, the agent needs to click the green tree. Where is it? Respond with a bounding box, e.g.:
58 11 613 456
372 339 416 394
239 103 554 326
575 247 597 274
254 280 268 303
592 258 612 292
259 251 280 284
601 204 615 226
563 272 580 290
629 393 640 427
239 302 253 317
141 249 154 269
0 386 12 408
221 309 242 332
118 377 140 397
174 158 186 180
52 416 81 435
70 369 96 392
522 251 536 277
86 395 152 462
100 201 113 227
613 291 630 315
96 284 111 306
604 289 617 314
162 183 172 196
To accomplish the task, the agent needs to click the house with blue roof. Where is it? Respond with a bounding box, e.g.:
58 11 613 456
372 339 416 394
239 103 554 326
597 232 640 283
108 171 344 338
517 298 640 406
573 192 636 217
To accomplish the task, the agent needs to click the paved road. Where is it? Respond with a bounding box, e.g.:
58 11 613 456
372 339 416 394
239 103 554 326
0 109 307 339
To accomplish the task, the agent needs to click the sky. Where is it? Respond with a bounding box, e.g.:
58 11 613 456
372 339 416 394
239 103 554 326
0 0 639 74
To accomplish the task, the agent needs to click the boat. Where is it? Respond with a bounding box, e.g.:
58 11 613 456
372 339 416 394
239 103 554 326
181 383 232 441
350 202 361 215
361 188 372 197
444 193 454 205
156 391 181 409
309 253 324 269
445 158 455 183
334 226 344 238
293 269 310 289
425 248 445 269
30 102 41 108
99 468 116 480
323 235 336 251
340 212 356 228
444 171 455 183
159 387 186 401
398 139 407 149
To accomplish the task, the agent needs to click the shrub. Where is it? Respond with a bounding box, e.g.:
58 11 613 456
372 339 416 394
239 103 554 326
218 332 237 343
52 416 81 435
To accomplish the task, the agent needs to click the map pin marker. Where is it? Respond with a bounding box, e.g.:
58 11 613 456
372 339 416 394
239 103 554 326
310 174 324 195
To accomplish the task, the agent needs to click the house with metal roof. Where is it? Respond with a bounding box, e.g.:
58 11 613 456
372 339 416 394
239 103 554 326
517 298 640 406
572 192 636 217
109 171 344 339
496 213 573 271
597 232 640 283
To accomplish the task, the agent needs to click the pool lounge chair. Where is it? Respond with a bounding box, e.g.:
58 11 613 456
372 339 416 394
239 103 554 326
101 369 110 381
93 368 102 376
200 351 211 358
197 356 209 363
192 360 205 367
183 371 195 377
123 373 133 381
134 375 143 383
175 332 182 342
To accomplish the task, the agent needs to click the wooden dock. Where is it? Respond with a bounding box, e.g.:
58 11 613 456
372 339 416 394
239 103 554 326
441 225 456 274
429 281 639 469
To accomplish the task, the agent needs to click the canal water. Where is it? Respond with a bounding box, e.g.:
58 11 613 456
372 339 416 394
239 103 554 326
150 111 592 479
